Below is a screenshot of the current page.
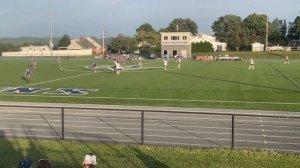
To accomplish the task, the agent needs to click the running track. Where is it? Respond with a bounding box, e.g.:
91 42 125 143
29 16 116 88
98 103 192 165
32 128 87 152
0 101 300 153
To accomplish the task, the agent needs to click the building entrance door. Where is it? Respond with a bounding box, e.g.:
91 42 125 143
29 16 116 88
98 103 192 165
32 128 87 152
173 50 177 58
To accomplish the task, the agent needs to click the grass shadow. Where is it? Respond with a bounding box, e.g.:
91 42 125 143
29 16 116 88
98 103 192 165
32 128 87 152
130 146 169 168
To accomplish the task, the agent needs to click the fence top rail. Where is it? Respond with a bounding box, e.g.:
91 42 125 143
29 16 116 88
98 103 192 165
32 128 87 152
0 104 300 119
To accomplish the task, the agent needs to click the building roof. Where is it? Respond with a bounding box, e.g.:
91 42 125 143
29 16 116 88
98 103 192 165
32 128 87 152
70 36 102 49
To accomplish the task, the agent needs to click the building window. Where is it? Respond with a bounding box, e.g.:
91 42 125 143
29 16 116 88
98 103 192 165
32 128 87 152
183 36 187 40
171 36 179 40
164 36 168 40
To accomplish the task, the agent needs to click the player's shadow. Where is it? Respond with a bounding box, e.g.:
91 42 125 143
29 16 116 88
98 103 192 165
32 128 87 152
20 76 29 83
164 71 300 93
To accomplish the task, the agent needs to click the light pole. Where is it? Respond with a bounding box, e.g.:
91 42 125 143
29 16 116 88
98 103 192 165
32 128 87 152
49 0 53 57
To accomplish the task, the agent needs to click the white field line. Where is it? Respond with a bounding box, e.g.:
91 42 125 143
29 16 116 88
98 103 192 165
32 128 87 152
65 137 135 142
2 119 299 135
0 127 58 132
2 111 298 128
0 61 298 106
1 114 298 130
0 115 298 131
21 72 96 87
2 113 299 129
0 112 298 126
0 93 300 105
0 109 59 114
0 120 299 135
2 125 299 140
3 134 61 139
60 64 178 73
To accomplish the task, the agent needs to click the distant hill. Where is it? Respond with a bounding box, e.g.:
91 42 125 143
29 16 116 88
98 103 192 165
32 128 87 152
0 37 60 45
0 37 113 46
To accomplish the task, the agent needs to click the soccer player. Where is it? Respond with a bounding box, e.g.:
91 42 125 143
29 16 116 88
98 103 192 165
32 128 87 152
176 56 181 69
114 61 123 75
285 56 289 64
32 58 37 68
163 57 168 71
57 56 61 66
24 66 32 83
138 56 143 66
248 58 255 70
92 61 97 72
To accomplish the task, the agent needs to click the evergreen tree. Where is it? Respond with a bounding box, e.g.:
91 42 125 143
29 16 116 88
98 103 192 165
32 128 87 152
58 34 71 48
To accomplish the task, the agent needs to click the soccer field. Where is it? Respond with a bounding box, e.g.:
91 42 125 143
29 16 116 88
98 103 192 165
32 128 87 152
0 57 300 112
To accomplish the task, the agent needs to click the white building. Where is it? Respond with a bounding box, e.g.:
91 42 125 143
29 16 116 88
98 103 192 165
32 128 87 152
160 32 192 58
191 33 227 51
2 44 92 57
21 45 50 52
251 42 264 52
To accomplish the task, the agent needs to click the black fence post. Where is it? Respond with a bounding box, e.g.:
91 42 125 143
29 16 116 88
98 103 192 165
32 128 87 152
141 110 144 145
62 107 64 140
231 114 235 149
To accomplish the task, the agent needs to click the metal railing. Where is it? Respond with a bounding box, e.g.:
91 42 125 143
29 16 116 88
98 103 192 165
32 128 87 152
0 104 300 153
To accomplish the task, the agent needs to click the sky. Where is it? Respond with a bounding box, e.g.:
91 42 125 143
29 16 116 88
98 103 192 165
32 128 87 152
0 0 299 38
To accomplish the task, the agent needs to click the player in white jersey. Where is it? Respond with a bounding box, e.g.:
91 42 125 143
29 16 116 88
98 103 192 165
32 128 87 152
285 56 289 64
248 58 255 70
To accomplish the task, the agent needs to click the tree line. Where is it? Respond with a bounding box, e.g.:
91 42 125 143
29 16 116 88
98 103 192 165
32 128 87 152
212 13 300 51
108 14 300 53
1 13 299 55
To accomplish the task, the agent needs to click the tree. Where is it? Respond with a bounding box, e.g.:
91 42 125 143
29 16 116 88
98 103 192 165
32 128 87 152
161 18 198 35
108 34 134 53
280 19 288 45
269 18 287 45
192 42 213 52
212 14 245 51
135 23 160 53
136 23 156 32
243 13 268 44
287 16 300 41
0 43 18 54
58 34 71 48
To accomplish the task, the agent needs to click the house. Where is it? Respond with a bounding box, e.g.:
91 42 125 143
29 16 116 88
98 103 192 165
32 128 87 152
160 32 192 58
67 36 105 54
191 33 227 51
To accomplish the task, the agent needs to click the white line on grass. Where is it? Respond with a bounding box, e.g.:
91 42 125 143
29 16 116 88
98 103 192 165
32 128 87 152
0 93 300 105
21 72 96 87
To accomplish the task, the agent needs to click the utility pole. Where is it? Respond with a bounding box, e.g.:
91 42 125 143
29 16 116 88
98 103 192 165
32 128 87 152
299 11 300 50
265 16 268 52
102 25 105 56
49 0 53 57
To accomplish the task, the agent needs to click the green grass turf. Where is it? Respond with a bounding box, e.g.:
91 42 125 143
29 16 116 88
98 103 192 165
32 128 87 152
1 139 300 168
0 57 300 111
